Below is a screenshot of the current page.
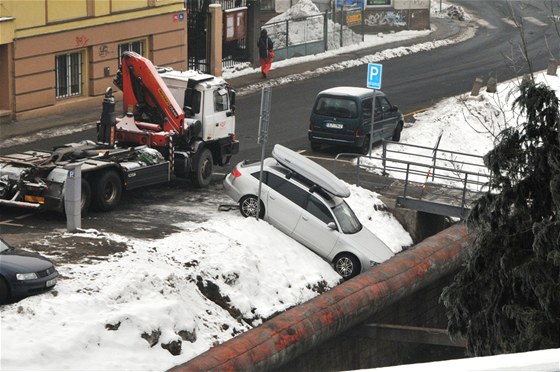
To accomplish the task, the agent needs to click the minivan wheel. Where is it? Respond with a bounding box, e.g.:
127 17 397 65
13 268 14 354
392 122 403 142
310 141 321 152
334 253 361 280
239 195 265 218
359 136 370 155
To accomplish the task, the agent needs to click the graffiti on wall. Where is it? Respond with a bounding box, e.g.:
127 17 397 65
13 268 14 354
365 10 407 27
75 35 89 47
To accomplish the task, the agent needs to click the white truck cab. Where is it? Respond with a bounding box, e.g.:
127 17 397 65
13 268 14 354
158 69 236 142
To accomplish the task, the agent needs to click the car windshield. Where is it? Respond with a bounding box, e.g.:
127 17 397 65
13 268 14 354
332 200 362 234
0 239 11 253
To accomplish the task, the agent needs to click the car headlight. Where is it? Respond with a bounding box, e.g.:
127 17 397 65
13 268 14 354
16 272 38 280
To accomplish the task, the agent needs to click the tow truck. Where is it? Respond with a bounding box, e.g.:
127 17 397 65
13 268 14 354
0 51 239 213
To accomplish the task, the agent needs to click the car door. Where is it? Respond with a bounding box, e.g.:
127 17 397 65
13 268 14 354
377 95 398 139
292 194 339 258
265 173 307 235
204 87 235 141
364 97 385 143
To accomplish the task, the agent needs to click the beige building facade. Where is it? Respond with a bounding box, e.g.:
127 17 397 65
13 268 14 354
0 0 187 122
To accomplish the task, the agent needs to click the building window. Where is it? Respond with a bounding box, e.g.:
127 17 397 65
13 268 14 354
118 40 145 63
55 51 83 99
366 0 391 6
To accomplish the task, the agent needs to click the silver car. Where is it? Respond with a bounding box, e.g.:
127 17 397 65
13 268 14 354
223 144 394 280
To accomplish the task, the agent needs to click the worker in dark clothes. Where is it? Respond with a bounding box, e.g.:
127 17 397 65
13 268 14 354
257 29 274 78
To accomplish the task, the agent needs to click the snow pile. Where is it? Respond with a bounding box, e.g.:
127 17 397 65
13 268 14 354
265 0 361 50
362 72 559 187
0 181 409 371
431 2 471 21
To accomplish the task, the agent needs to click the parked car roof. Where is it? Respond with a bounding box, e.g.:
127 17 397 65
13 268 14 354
271 144 350 198
318 86 385 98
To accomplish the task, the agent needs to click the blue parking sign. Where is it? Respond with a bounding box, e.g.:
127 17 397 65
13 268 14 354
367 63 382 89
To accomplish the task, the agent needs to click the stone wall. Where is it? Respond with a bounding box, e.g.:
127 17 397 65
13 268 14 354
364 8 429 32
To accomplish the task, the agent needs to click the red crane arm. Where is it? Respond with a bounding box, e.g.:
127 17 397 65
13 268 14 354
117 51 185 135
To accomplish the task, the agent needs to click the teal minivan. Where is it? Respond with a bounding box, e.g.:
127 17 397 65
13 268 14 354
308 87 404 154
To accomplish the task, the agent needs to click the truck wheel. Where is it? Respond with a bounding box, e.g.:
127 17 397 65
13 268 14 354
92 170 122 212
333 253 360 280
81 179 92 214
239 195 264 218
191 148 213 188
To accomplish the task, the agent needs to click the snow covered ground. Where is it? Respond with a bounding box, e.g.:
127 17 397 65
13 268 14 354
2 1 558 371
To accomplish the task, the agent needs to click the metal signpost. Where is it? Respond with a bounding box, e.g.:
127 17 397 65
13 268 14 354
366 63 382 155
256 86 272 221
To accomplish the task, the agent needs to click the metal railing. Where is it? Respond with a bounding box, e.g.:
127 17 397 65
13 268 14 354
332 140 492 218
262 13 328 62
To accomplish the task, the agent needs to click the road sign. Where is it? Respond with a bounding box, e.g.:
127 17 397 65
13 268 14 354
367 63 382 89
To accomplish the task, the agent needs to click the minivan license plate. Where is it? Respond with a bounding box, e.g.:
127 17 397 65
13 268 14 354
325 122 343 129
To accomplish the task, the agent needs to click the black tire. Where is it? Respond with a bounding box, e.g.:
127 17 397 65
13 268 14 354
310 141 321 152
92 170 122 212
81 178 92 214
191 148 213 188
392 122 403 142
359 136 370 155
239 195 264 218
333 253 361 280
0 277 9 304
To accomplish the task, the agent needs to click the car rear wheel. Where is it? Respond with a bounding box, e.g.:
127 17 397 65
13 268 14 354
359 136 370 155
239 195 264 218
0 278 9 304
310 141 321 152
333 253 361 280
392 122 403 142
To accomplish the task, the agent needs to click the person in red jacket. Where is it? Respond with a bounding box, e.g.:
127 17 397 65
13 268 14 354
257 29 274 78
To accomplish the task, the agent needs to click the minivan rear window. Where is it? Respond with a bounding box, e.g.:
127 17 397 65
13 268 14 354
314 97 358 119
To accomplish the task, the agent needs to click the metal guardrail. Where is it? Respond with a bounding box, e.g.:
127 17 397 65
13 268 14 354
332 140 492 218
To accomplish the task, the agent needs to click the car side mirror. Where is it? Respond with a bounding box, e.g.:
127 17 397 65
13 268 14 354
327 222 337 230
392 105 399 112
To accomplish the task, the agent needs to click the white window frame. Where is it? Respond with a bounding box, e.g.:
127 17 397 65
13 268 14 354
55 51 83 99
118 40 146 63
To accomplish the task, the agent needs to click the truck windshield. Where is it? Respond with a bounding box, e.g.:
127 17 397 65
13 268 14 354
314 97 358 119
332 200 362 234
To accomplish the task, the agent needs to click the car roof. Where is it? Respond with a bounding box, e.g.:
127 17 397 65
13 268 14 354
317 86 385 99
271 144 350 198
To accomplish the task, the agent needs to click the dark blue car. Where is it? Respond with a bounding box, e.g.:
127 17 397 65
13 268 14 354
0 237 59 304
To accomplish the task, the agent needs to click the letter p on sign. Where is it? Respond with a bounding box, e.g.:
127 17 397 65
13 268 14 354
367 63 382 89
